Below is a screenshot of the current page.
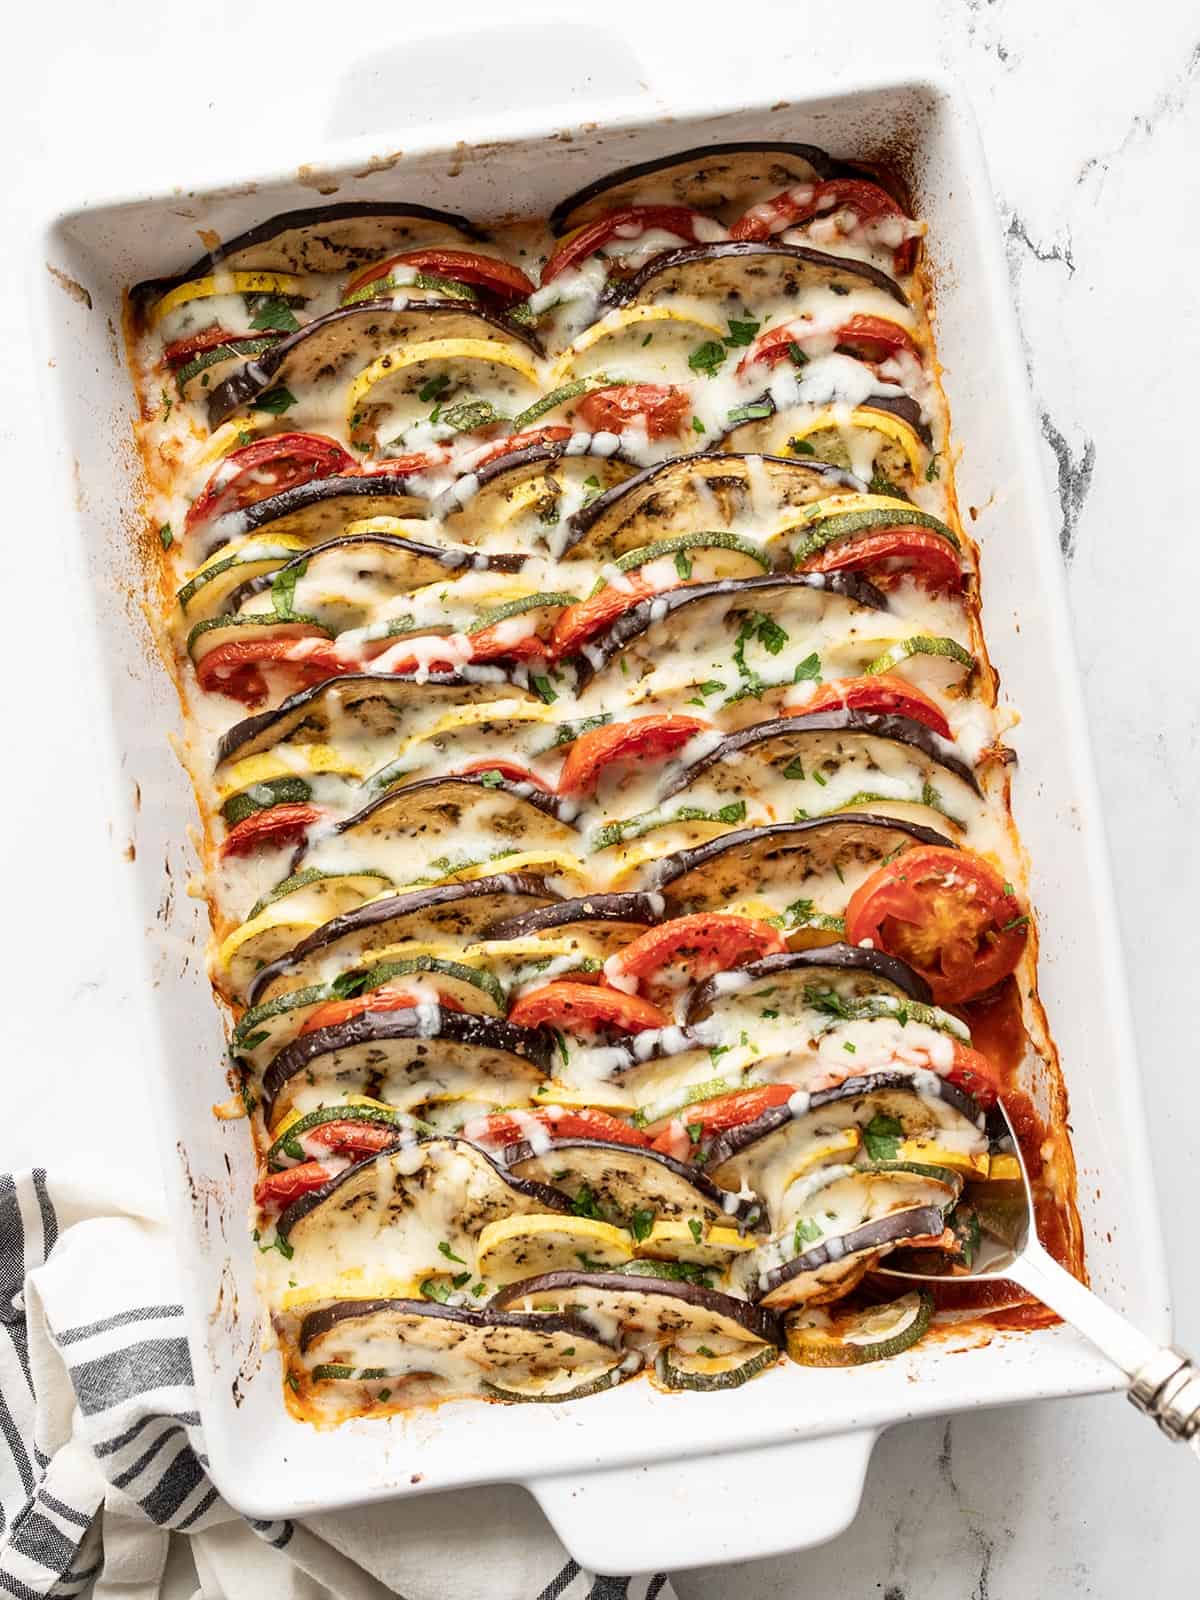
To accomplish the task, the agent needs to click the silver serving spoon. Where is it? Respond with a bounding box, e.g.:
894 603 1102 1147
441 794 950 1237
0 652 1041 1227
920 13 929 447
878 1100 1200 1451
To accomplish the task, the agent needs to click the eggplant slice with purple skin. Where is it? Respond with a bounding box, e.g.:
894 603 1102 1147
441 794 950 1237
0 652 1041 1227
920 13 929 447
224 533 527 624
604 242 908 312
493 1270 779 1348
658 708 982 805
482 889 665 948
682 945 933 1025
245 874 562 1008
290 772 579 878
702 1071 987 1205
217 672 534 767
132 201 487 317
206 300 542 427
718 391 933 458
194 474 432 559
499 1137 764 1229
568 572 888 693
548 141 842 234
645 814 957 911
261 1008 554 1123
559 451 861 560
432 437 641 542
276 1136 568 1243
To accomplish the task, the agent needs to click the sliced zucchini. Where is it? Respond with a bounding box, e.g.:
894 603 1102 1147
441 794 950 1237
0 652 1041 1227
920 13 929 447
245 868 391 923
186 611 331 665
265 1103 415 1170
655 1343 778 1391
784 1289 933 1367
481 1352 643 1403
176 537 306 621
605 530 771 582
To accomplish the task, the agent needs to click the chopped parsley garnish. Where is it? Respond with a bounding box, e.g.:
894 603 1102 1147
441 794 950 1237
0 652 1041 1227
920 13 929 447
726 401 773 426
532 675 558 704
793 1216 823 1251
691 416 705 434
789 437 816 456
571 1186 604 1220
688 340 727 378
438 1241 466 1265
862 1112 904 1162
688 1219 704 1244
724 318 760 347
250 295 300 333
674 550 693 580
787 341 809 368
925 452 941 481
476 769 506 788
418 373 452 403
158 523 173 551
252 386 297 414
630 1208 655 1243
782 757 806 781
793 651 821 681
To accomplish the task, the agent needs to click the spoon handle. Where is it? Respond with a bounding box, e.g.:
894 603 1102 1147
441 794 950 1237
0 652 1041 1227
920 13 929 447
1011 1243 1200 1446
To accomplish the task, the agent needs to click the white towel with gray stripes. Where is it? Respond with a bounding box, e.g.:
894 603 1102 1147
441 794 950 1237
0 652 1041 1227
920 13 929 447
0 1169 676 1600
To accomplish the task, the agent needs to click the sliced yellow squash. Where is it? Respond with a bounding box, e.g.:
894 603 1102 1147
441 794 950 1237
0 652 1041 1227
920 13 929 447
346 338 541 441
475 1213 633 1283
149 271 304 330
551 304 724 385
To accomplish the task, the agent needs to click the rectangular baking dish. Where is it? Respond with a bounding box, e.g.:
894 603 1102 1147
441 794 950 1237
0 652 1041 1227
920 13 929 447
34 70 1171 1575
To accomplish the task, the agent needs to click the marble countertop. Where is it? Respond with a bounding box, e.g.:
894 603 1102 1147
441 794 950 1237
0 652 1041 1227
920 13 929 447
3 0 1196 1593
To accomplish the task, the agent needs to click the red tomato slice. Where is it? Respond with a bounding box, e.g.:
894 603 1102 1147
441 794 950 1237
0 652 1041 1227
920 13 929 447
220 802 325 860
541 206 709 284
356 450 449 477
549 577 657 657
162 325 282 367
465 426 574 469
464 621 550 663
649 1085 796 1154
254 1160 334 1210
797 675 950 738
462 1107 651 1148
576 384 691 440
610 914 787 987
798 529 962 592
557 714 710 797
304 1120 402 1158
845 845 1029 1005
738 313 919 376
184 433 354 533
299 983 465 1036
343 249 535 306
196 638 348 705
454 759 553 791
730 178 917 274
508 981 667 1034
944 1043 1001 1111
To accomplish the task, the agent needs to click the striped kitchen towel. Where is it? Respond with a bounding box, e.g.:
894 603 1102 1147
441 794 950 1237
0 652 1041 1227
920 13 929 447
0 1169 675 1599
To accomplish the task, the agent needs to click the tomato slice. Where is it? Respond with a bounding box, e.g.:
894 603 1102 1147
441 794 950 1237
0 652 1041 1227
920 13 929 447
465 426 574 469
845 845 1029 1005
162 325 282 367
196 638 349 705
550 577 657 657
797 675 950 738
649 1085 796 1155
462 1107 651 1149
798 529 962 592
576 384 691 440
304 1120 401 1158
343 249 535 306
463 621 550 663
220 802 325 860
356 450 449 477
184 433 354 533
557 714 710 797
730 178 917 274
454 759 553 791
507 981 667 1034
254 1160 334 1210
541 206 709 285
944 1043 1001 1111
738 313 919 376
609 914 787 988
299 983 465 1036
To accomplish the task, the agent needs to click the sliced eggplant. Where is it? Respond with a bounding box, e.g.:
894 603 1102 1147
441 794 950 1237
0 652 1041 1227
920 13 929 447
277 1136 566 1242
683 945 933 1024
492 1270 779 1347
133 201 485 314
245 874 560 1007
549 142 840 233
753 1203 952 1310
206 300 541 426
432 438 641 545
500 1137 763 1229
569 573 888 692
196 475 431 558
482 889 664 946
225 533 526 626
605 242 907 312
217 672 533 767
296 773 578 873
560 451 860 560
659 709 981 806
646 814 956 911
262 1009 553 1123
295 1298 618 1396
720 392 932 467
703 1071 986 1209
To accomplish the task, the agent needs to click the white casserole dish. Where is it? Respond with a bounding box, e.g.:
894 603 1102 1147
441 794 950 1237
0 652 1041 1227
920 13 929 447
34 72 1171 1575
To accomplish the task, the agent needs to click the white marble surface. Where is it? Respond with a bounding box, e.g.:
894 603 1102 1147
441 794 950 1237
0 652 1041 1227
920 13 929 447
3 0 1197 1593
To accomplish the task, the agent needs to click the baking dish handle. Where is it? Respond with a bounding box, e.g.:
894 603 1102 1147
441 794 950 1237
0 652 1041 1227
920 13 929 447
527 1428 878 1576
